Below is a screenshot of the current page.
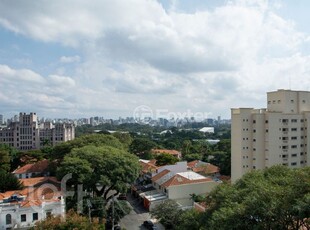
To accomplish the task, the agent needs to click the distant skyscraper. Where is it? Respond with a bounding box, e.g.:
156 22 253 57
0 114 3 124
231 89 310 182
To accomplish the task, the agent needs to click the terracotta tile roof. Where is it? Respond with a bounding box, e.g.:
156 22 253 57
152 169 170 182
0 180 62 207
187 160 220 174
13 159 49 174
20 177 59 187
187 160 199 168
140 160 159 174
162 174 212 188
151 149 181 157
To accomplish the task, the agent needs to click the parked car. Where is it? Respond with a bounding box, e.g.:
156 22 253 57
143 220 158 230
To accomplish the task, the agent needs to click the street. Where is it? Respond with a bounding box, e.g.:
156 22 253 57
120 193 164 230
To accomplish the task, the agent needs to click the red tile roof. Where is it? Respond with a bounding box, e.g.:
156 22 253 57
187 160 220 174
13 159 49 174
20 177 59 187
0 178 62 207
187 160 199 168
152 169 170 182
161 174 212 188
140 160 159 174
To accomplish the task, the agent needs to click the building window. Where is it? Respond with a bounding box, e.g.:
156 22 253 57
33 213 38 221
291 145 297 149
291 136 297 140
291 153 297 157
21 214 26 222
253 120 256 123
6 214 12 224
291 162 297 166
278 100 281 103
291 119 297 123
291 128 297 131
265 120 268 123
291 99 294 103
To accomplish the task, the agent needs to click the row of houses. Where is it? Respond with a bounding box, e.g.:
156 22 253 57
133 159 223 211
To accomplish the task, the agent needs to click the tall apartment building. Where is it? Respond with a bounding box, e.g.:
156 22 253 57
231 89 310 182
0 112 75 150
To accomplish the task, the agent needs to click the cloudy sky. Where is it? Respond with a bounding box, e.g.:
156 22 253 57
0 0 310 120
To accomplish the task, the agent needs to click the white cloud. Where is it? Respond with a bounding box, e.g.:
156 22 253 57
48 75 76 87
59 55 80 63
0 0 309 118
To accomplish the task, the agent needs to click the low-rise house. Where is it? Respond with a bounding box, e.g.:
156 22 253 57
151 149 182 159
140 161 220 210
187 160 220 177
0 177 64 230
13 160 50 179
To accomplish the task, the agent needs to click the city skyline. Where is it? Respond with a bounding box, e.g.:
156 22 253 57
1 0 310 119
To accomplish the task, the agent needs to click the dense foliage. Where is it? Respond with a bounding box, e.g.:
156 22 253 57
0 171 23 192
30 210 105 230
152 166 310 230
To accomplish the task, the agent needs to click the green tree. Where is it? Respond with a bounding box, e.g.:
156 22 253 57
51 134 125 160
150 199 183 229
30 209 105 230
0 147 10 173
176 209 202 230
155 153 178 166
106 200 131 222
129 137 157 156
201 166 310 230
112 132 133 150
57 145 140 200
0 171 23 192
183 153 201 162
181 140 192 157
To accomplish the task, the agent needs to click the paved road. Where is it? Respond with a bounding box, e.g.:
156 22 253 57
120 194 164 230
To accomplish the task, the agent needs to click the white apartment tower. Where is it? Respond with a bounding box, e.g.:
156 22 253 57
231 89 310 182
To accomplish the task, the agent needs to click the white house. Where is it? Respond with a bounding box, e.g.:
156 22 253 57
12 160 50 179
0 177 65 230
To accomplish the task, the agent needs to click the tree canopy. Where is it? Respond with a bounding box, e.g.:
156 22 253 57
57 145 140 199
30 209 105 230
202 165 310 230
51 134 125 159
0 171 24 192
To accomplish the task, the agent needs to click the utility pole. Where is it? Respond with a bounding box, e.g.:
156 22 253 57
86 199 92 223
112 195 115 230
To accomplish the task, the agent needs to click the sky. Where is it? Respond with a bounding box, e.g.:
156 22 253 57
1 0 310 120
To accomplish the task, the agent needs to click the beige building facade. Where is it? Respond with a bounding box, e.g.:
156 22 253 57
231 90 310 182
0 112 75 150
